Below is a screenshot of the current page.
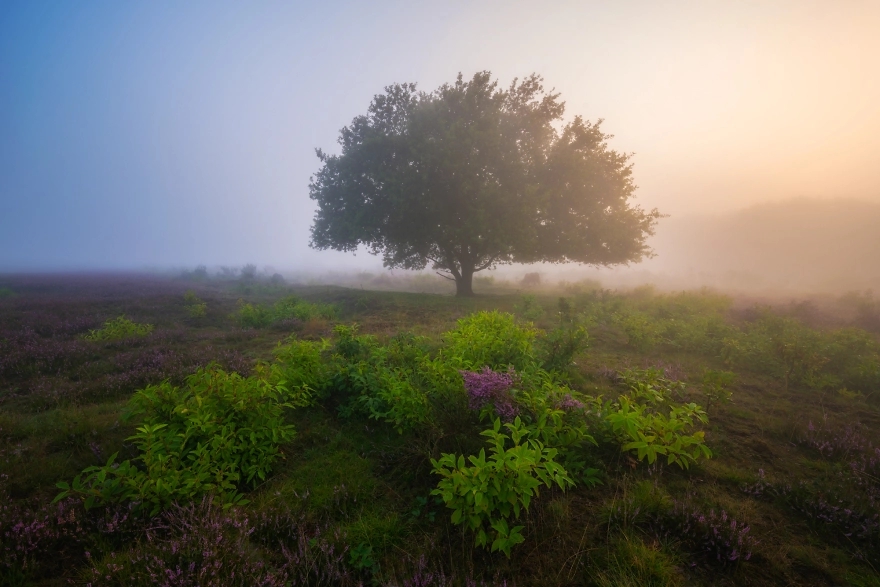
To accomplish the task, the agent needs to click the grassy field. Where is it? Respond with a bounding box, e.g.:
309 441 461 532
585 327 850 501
1 273 879 586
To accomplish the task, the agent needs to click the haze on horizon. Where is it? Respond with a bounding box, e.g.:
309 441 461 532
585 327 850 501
2 1 879 283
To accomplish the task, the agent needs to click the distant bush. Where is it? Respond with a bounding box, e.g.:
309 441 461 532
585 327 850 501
183 290 207 318
82 316 153 341
515 294 545 321
0 286 14 298
521 272 541 287
235 295 337 329
537 297 590 373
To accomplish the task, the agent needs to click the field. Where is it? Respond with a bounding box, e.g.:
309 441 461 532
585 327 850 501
1 273 879 586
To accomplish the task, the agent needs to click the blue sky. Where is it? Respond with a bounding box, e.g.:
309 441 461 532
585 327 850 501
2 1 878 271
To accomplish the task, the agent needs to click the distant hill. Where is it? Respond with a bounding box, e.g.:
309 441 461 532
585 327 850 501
643 198 880 293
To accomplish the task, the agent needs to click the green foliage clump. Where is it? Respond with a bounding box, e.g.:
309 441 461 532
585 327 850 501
597 368 711 468
55 366 295 514
537 297 591 373
722 314 880 394
0 286 14 299
431 417 573 557
516 294 545 321
329 326 434 433
235 295 337 328
82 316 154 341
700 369 736 412
183 290 207 318
261 338 331 402
444 310 538 370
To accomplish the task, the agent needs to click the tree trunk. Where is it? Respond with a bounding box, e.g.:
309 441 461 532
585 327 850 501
455 268 475 297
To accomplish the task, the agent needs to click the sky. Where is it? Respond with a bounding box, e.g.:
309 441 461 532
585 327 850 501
2 0 879 272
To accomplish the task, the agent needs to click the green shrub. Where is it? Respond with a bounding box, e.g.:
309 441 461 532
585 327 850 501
537 297 591 374
431 417 573 556
235 300 274 328
0 286 14 299
444 311 538 371
183 290 207 318
612 310 661 350
82 316 154 341
261 338 331 402
329 327 434 433
235 296 337 328
56 366 295 514
516 294 545 321
273 294 337 322
597 369 711 469
701 369 736 412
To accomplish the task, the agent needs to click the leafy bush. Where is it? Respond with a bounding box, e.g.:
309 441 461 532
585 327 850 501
82 316 154 341
431 417 573 556
329 327 434 433
515 295 545 321
596 369 711 469
537 297 590 373
261 338 331 402
183 290 207 318
235 296 337 329
56 366 295 514
701 369 736 412
612 310 661 350
444 311 537 371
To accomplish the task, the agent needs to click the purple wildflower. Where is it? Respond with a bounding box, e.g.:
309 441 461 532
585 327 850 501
460 367 520 421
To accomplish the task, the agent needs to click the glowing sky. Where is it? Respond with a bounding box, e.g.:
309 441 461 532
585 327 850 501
2 1 878 270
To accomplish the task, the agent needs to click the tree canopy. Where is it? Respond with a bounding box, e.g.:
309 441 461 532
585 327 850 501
309 71 660 296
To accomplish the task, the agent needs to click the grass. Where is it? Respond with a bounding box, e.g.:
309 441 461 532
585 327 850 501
1 273 879 585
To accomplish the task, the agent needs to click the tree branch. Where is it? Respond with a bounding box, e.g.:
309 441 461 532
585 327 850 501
435 271 456 282
475 255 499 272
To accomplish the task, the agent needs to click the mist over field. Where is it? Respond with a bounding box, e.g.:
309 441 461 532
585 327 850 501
2 1 879 285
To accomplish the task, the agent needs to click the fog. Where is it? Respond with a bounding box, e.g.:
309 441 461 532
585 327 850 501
2 1 879 290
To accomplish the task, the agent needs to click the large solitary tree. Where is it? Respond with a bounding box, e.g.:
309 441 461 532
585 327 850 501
309 72 660 296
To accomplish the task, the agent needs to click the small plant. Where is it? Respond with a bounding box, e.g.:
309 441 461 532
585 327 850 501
653 501 757 565
598 369 711 469
700 369 736 413
82 316 153 341
431 417 573 556
183 290 207 318
516 294 545 321
348 542 379 574
537 297 590 373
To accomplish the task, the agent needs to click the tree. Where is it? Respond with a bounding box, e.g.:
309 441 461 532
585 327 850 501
309 72 660 296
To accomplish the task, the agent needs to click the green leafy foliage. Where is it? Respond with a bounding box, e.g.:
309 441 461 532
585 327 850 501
183 290 207 318
598 369 711 469
722 314 880 393
431 417 573 557
55 366 295 514
516 295 545 321
82 316 154 341
235 295 337 328
701 369 736 412
330 327 434 433
537 297 591 373
443 310 538 371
